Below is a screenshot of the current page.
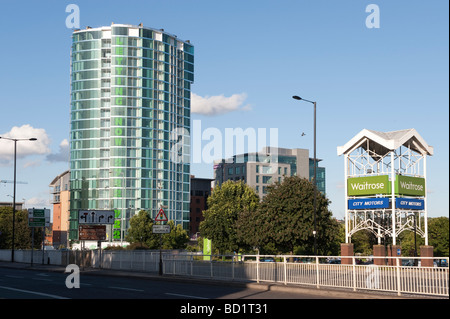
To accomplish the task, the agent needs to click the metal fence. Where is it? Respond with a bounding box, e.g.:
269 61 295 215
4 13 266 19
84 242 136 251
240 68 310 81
162 255 449 297
1 250 447 297
97 250 176 273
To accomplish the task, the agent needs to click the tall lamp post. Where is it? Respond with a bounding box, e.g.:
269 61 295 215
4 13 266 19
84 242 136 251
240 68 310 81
292 95 317 255
0 136 37 262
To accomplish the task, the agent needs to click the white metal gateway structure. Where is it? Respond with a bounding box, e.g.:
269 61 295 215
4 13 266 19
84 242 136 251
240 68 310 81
337 129 433 246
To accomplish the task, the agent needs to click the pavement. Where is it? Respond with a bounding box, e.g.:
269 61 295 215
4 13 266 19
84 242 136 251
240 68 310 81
0 260 439 299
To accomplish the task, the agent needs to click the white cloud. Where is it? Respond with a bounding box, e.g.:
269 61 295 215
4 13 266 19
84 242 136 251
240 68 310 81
46 139 70 163
23 160 42 168
24 196 51 209
0 125 51 161
191 93 251 115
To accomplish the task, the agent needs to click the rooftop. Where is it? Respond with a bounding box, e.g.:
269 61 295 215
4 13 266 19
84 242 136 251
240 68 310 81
337 128 433 157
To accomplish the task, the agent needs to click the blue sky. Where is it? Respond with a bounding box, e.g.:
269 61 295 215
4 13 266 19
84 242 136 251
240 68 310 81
0 0 448 219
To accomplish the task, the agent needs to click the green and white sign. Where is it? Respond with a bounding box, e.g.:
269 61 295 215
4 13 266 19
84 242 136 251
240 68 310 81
28 208 50 227
395 175 425 196
347 175 390 196
347 175 426 197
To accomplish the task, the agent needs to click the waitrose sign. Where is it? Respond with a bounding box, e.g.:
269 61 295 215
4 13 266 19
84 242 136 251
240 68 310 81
395 175 425 196
347 175 390 196
348 175 425 197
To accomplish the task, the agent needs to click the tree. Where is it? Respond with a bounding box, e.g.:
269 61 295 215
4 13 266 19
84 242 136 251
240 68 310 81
200 180 259 254
399 223 425 257
126 211 191 250
162 220 190 249
0 207 42 249
236 176 340 255
351 229 377 256
428 217 449 257
125 210 159 249
398 216 449 257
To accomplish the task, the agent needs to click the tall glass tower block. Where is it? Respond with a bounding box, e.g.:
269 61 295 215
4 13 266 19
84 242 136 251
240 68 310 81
69 24 193 242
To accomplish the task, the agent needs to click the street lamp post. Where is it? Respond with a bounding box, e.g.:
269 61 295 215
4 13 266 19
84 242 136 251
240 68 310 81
292 95 317 255
0 136 37 262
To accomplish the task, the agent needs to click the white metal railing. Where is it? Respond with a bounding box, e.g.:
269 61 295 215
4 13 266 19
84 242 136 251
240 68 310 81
0 250 447 297
94 250 193 273
163 255 448 297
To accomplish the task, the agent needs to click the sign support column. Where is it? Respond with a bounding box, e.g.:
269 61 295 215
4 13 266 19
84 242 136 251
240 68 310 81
42 226 45 265
423 155 428 245
344 154 349 244
31 227 34 266
154 207 169 276
159 231 162 276
391 152 396 246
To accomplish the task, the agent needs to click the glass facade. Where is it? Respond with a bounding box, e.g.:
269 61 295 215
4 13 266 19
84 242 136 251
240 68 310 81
309 159 326 195
69 24 193 241
214 148 326 198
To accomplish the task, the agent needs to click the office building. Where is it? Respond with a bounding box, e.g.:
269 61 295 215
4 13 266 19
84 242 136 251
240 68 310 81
0 202 24 210
69 24 194 241
189 176 213 237
49 170 70 248
214 146 325 198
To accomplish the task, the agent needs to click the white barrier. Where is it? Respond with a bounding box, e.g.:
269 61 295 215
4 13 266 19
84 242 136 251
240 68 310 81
0 249 68 265
163 255 449 297
1 250 447 297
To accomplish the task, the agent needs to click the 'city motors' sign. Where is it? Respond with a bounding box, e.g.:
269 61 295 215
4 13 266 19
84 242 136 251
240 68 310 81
348 198 390 210
395 198 424 210
347 175 390 196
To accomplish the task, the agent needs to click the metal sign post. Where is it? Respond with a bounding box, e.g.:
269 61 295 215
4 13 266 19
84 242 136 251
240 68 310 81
42 226 45 265
159 233 162 276
31 227 34 266
152 225 171 275
154 208 169 276
27 208 50 266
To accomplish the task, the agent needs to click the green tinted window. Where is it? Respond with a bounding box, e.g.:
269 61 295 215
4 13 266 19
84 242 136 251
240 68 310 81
112 27 128 35
73 40 101 51
140 29 153 39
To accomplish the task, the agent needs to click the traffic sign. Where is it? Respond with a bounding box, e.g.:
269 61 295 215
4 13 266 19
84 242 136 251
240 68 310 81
28 208 50 227
79 210 115 224
155 208 168 222
79 225 106 240
152 224 171 234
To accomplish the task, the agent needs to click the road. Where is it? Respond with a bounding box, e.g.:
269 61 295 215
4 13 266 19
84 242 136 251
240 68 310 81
0 267 342 300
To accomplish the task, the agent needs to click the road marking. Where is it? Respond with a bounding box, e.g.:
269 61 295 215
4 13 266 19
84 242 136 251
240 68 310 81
32 278 53 282
0 285 69 299
108 286 144 292
165 292 208 299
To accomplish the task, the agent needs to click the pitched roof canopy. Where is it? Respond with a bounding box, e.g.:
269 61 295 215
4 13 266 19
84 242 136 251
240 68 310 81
337 128 433 157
